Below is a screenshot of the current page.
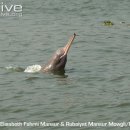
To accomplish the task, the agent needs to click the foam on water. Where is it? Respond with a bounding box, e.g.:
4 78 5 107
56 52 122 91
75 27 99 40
5 65 24 72
24 65 42 73
5 65 42 73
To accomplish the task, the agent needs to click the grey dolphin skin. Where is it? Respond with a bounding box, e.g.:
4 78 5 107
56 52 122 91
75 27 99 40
41 33 76 73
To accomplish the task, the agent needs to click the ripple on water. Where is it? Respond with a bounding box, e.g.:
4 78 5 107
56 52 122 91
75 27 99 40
109 75 126 82
115 102 130 108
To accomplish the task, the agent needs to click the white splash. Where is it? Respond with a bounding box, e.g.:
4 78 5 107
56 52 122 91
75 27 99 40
24 65 42 73
6 66 14 69
5 65 24 72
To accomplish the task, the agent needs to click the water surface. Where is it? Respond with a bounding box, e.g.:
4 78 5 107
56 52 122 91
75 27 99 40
0 0 130 130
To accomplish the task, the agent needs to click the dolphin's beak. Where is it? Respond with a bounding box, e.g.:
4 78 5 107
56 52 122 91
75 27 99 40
61 33 76 58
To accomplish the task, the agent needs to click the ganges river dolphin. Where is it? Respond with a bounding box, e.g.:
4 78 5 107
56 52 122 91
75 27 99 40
41 33 76 73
